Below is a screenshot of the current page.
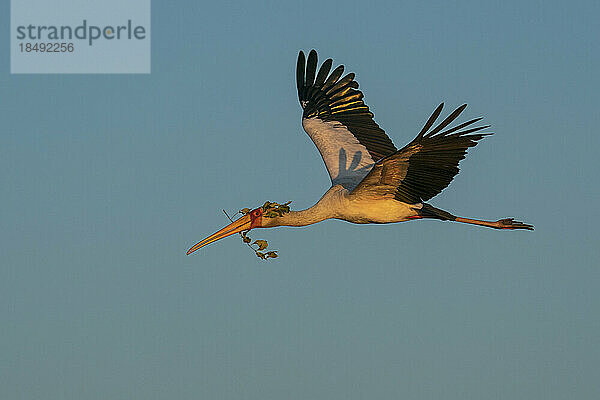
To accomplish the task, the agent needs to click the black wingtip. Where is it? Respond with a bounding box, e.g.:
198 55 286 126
424 103 468 138
315 58 333 87
296 51 306 94
418 103 444 138
305 50 318 86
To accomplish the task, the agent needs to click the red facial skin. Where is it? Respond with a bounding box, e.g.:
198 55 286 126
249 207 263 229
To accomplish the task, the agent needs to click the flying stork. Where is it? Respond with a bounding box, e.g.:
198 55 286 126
187 50 533 255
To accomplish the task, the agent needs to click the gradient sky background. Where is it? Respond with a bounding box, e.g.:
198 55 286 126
2 1 599 399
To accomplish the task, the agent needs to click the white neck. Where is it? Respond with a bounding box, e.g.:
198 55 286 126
274 207 331 227
264 186 346 227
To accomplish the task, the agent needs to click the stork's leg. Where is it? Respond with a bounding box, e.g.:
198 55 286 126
420 204 534 230
454 216 534 230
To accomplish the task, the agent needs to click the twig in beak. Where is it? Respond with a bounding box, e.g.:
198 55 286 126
223 209 275 259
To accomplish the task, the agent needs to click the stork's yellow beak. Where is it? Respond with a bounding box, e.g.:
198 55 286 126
186 214 252 255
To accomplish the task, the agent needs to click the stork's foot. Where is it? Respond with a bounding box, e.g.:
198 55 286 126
495 218 534 230
454 216 534 231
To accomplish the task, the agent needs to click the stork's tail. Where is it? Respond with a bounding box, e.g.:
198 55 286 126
419 203 534 230
420 204 457 221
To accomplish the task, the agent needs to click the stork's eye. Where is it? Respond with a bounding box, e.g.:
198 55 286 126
252 209 262 217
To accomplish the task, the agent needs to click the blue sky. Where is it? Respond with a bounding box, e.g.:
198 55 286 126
2 1 599 399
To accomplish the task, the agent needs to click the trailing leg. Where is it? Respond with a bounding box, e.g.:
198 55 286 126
420 204 534 230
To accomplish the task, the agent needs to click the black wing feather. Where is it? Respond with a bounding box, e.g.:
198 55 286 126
352 103 491 204
305 50 318 86
296 51 305 94
297 50 397 162
314 58 332 86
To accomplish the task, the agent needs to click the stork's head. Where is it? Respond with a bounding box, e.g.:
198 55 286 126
186 201 290 255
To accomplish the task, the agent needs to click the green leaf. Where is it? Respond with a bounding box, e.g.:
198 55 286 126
234 201 292 260
253 240 268 251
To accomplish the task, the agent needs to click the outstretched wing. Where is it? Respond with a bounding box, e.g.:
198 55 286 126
297 50 397 190
351 103 490 204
